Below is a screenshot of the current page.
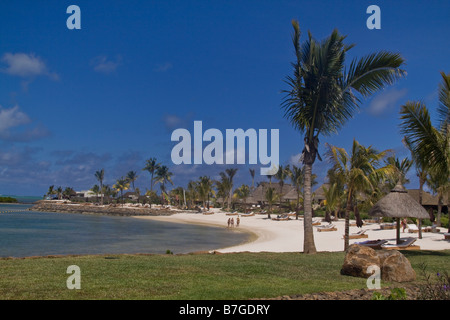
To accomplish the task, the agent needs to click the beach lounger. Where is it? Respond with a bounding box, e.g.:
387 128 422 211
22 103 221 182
312 219 321 226
381 237 420 250
344 229 368 239
356 239 388 250
272 214 290 221
317 224 337 232
380 223 397 230
407 224 419 233
240 213 255 217
444 233 450 240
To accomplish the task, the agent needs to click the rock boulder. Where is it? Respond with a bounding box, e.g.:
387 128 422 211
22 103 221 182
341 244 416 282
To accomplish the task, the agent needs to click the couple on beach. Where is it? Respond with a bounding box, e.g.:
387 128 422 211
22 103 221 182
227 217 239 228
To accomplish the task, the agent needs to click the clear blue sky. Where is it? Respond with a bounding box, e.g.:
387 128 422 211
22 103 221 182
0 0 448 196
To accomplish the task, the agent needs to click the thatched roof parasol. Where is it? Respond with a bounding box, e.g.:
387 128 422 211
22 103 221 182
369 181 429 244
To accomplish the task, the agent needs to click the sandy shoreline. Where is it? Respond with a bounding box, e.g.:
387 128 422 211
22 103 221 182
134 208 450 253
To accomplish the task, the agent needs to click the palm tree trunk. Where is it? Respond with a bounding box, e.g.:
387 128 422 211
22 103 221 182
418 174 425 239
296 191 300 220
303 163 317 254
344 190 353 251
100 182 104 206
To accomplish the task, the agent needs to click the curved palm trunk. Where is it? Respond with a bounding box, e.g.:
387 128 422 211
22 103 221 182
303 163 317 254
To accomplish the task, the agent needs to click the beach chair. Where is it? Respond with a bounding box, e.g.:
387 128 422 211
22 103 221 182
444 233 450 240
407 224 419 233
312 219 321 226
381 237 420 250
356 239 388 250
317 224 337 232
380 222 397 230
344 229 368 239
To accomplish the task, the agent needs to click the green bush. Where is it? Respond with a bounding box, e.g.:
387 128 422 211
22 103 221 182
372 288 407 300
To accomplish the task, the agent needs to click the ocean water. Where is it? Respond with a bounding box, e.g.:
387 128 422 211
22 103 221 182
0 204 250 258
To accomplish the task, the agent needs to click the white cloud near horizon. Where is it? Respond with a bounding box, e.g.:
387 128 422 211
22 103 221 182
1 52 59 80
91 55 122 74
368 88 408 116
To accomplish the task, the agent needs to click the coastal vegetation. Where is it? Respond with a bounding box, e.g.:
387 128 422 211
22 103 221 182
0 196 18 203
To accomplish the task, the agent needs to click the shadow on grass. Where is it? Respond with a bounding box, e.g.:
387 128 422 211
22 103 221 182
401 249 450 258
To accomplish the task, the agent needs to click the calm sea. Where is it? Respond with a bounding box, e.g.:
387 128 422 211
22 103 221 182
0 204 250 258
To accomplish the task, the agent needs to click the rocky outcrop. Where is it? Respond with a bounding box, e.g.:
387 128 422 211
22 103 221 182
341 244 416 282
340 244 381 278
30 201 174 216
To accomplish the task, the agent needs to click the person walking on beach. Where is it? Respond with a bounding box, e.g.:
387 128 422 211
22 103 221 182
227 218 231 228
401 218 407 233
236 217 240 227
231 218 234 227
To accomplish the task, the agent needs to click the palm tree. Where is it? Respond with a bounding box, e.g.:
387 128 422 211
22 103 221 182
281 20 405 253
287 165 304 219
215 174 231 209
274 165 289 212
90 184 100 202
234 184 251 212
265 187 278 219
384 155 413 189
322 183 340 223
187 180 199 209
249 169 256 190
155 165 173 205
400 72 450 233
94 169 105 205
326 139 392 250
56 186 63 200
102 184 112 204
427 171 449 227
62 187 75 200
225 168 238 210
46 185 56 199
126 171 138 192
113 177 130 206
143 158 161 192
197 176 214 209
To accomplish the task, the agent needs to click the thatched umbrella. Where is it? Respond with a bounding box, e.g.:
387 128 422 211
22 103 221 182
369 181 429 244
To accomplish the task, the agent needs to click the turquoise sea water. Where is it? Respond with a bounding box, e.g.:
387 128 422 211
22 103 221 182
0 204 249 258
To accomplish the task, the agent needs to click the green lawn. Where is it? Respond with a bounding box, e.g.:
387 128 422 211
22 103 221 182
0 250 448 300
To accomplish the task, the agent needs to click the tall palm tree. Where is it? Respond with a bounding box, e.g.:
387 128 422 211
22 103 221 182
287 165 304 219
143 158 161 192
281 20 406 253
94 169 105 205
326 139 392 250
225 168 238 210
155 165 173 205
113 177 130 207
274 165 289 211
197 176 214 209
216 173 231 209
400 72 450 233
126 171 138 192
249 169 256 190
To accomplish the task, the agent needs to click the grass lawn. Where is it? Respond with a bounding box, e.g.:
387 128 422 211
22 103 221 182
0 250 448 300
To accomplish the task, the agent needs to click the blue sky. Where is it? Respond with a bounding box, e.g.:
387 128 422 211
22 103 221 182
0 0 448 196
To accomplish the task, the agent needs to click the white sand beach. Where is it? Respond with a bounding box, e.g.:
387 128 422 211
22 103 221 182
134 208 450 253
